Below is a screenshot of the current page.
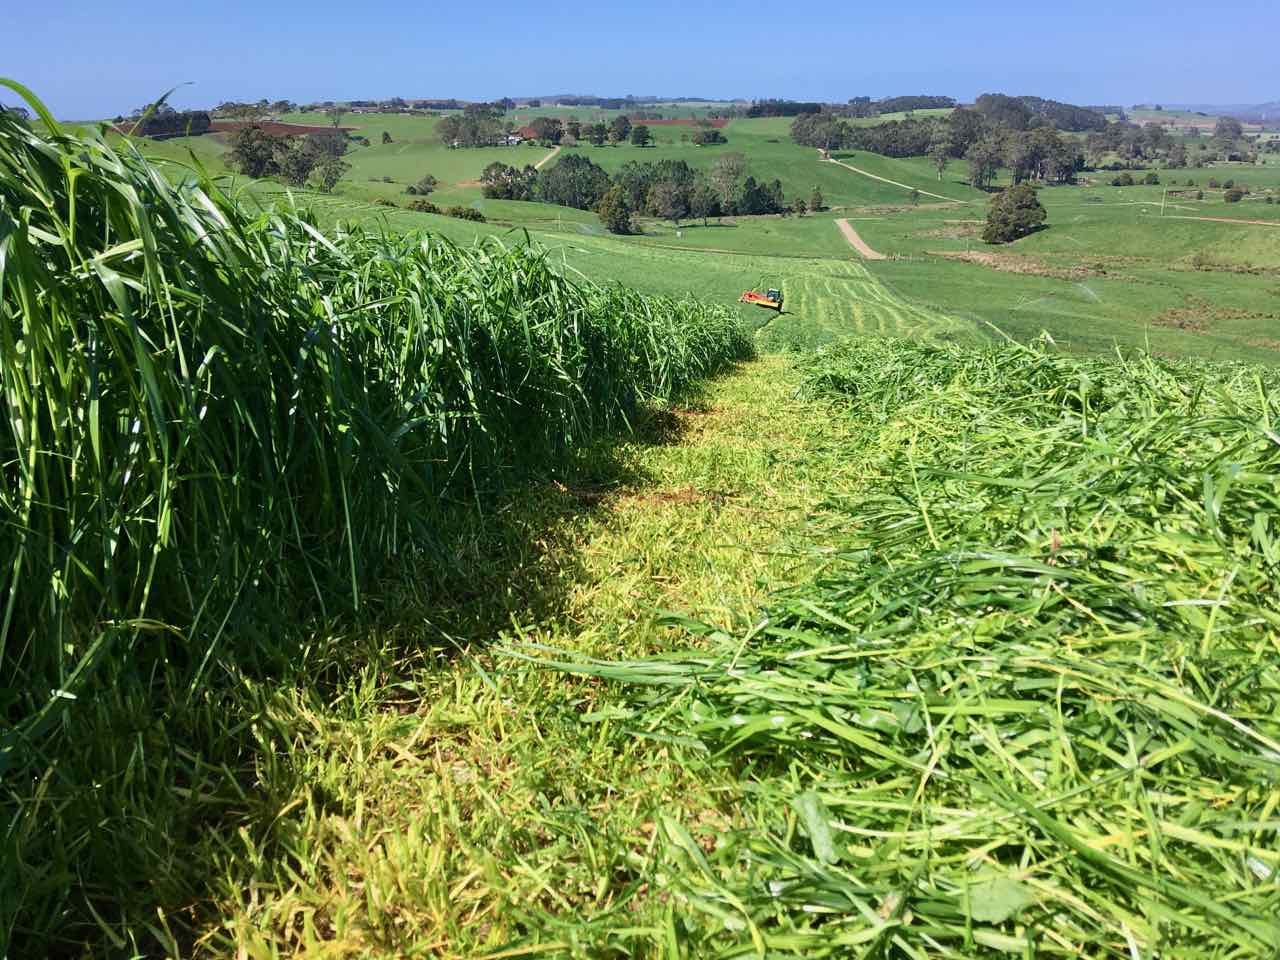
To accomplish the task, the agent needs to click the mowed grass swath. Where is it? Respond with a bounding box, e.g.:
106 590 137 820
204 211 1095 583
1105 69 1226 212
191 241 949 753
521 337 1280 956
0 80 750 938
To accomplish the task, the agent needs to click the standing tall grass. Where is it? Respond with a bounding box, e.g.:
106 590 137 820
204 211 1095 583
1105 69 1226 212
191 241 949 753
0 80 750 945
525 337 1280 956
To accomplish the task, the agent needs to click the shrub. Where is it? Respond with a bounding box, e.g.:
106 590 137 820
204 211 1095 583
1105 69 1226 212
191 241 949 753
408 199 440 213
692 129 727 146
1224 188 1244 203
1143 172 1160 185
1223 178 1235 189
1208 178 1221 188
1195 190 1204 200
1111 172 1134 186
373 197 397 207
445 205 486 221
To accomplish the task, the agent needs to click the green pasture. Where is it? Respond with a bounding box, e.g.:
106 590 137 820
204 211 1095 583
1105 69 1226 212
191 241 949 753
116 112 1280 367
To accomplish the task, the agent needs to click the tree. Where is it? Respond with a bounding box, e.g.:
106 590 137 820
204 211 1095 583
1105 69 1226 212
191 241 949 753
596 185 634 234
929 138 950 181
313 155 350 193
1143 172 1160 185
382 131 393 144
529 117 563 144
710 152 748 211
982 183 1046 243
689 179 720 225
1214 116 1244 142
538 154 611 209
324 105 345 128
692 129 727 145
304 131 348 158
479 162 537 200
586 122 608 146
792 197 808 216
609 115 632 144
646 180 686 225
966 138 1003 189
809 186 825 212
630 124 652 147
565 119 581 140
406 174 439 196
274 140 318 186
226 126 280 178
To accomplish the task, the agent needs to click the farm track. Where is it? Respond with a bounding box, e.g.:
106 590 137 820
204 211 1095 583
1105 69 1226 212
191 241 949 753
834 218 886 259
821 152 964 203
533 145 562 169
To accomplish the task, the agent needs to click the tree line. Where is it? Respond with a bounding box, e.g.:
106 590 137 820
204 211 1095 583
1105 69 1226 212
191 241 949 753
117 102 212 137
480 152 815 234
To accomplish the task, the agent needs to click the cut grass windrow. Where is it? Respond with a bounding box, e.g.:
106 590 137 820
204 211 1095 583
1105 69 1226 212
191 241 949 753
520 336 1280 956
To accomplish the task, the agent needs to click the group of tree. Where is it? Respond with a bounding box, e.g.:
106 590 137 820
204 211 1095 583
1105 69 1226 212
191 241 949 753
841 95 955 118
226 126 350 192
437 104 506 147
973 94 1107 133
745 99 823 118
212 99 296 121
122 102 211 137
480 152 795 234
794 101 1086 188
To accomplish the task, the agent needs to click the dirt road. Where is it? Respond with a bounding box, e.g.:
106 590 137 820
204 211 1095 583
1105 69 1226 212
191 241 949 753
835 218 886 260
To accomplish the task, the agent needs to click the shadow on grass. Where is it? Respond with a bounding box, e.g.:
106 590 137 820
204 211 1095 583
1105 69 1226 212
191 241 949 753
0 375 735 959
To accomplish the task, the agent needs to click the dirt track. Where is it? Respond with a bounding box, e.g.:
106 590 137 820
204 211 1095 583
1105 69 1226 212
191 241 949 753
534 145 561 170
835 218 886 260
821 153 962 204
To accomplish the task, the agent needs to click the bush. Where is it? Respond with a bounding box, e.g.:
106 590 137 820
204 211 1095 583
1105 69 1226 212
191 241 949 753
373 197 397 207
406 174 438 196
983 183 1047 243
1224 188 1244 203
1111 172 1135 186
1195 190 1204 200
1223 179 1235 189
692 129 727 146
1208 178 1221 188
408 199 440 213
445 205 486 221
1143 172 1160 185
1267 196 1275 204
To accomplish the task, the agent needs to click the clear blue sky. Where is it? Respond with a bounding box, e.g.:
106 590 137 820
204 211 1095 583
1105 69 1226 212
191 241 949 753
8 0 1278 118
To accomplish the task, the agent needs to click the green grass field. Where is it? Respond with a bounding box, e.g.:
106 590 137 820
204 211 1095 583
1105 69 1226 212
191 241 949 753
10 86 1280 960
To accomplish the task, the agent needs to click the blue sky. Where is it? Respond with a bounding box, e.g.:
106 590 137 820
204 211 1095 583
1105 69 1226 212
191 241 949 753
9 0 1279 118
